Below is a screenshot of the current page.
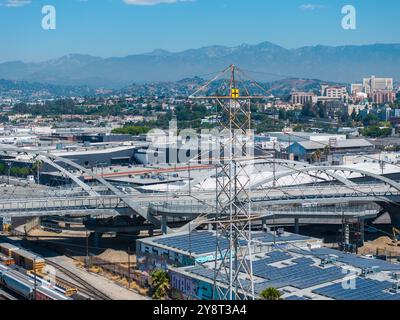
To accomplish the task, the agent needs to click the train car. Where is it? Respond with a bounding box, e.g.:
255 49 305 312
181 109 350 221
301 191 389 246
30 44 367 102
0 243 19 258
11 249 45 273
0 266 72 300
33 274 77 297
0 270 33 299
35 286 72 301
0 263 8 274
0 253 15 266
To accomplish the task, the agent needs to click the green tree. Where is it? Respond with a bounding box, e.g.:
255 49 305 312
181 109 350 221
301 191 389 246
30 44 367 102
301 102 316 118
260 287 282 300
0 163 5 174
112 125 151 135
32 159 44 184
149 269 170 300
10 167 30 177
311 149 322 163
362 113 379 126
350 108 357 120
361 125 392 138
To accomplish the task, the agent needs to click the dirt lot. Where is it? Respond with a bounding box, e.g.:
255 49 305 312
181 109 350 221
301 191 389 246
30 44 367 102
359 236 400 256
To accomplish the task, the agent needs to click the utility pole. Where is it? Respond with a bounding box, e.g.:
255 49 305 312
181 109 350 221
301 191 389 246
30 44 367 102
188 161 191 196
33 257 37 300
7 162 11 185
128 247 131 289
86 230 89 269
273 141 277 188
190 65 269 300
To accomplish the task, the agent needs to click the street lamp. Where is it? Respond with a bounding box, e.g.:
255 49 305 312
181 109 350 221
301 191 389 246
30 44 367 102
6 162 11 185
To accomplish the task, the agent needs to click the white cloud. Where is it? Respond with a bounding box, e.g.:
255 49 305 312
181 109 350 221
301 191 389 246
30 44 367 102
123 0 193 6
299 4 325 11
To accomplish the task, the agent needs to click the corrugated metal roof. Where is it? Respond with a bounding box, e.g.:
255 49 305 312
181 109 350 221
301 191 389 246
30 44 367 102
296 139 373 151
0 243 19 250
14 249 45 262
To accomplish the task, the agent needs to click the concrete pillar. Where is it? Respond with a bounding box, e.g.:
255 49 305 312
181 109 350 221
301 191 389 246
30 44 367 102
162 215 167 235
149 229 154 237
344 223 350 246
208 223 213 231
360 219 365 245
262 217 268 232
294 218 299 234
93 232 102 248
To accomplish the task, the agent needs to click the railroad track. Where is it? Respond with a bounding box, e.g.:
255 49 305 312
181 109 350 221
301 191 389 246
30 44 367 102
0 288 17 300
45 260 112 300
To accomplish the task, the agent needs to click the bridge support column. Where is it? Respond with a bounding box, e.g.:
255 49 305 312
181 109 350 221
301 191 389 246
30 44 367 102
161 214 167 235
93 232 103 248
262 217 268 232
360 219 365 246
294 218 300 234
344 223 350 246
208 223 213 231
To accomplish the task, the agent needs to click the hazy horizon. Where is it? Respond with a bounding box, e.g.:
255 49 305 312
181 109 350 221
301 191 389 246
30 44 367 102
1 0 399 62
2 40 400 64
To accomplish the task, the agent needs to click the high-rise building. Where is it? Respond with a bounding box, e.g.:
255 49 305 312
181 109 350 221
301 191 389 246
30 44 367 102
371 90 396 104
321 85 348 101
351 83 363 95
291 91 315 105
363 76 393 94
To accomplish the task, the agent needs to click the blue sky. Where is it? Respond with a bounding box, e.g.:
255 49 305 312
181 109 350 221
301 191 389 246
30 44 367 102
0 0 399 62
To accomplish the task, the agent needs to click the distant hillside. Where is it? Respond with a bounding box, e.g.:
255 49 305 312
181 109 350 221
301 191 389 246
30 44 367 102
0 77 343 100
117 77 344 98
0 79 95 100
0 42 399 87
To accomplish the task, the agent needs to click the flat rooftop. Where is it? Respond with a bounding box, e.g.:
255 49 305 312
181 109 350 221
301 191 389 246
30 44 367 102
139 230 320 257
171 246 400 300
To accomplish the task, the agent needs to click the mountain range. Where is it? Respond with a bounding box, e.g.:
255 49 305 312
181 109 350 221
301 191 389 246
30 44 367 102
1 42 400 88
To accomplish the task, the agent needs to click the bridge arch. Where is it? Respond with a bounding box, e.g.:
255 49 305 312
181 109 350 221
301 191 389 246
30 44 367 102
250 164 400 196
0 144 163 228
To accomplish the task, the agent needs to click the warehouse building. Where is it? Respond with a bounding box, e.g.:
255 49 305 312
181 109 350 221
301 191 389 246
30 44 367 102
136 230 321 273
170 247 400 300
287 138 375 163
137 230 400 300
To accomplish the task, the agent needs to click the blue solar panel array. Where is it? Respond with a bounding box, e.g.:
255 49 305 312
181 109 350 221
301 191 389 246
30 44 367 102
153 231 228 255
252 233 311 243
238 253 344 290
291 257 315 265
188 265 272 295
254 264 344 289
313 278 400 300
258 251 292 264
153 231 312 255
185 251 400 300
289 247 400 271
285 295 310 301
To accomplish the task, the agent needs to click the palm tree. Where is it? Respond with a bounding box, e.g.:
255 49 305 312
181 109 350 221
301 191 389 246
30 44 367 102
149 269 170 300
260 287 282 300
32 159 44 184
311 149 322 164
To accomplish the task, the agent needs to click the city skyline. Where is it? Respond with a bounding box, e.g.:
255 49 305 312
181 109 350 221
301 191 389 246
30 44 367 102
0 0 399 62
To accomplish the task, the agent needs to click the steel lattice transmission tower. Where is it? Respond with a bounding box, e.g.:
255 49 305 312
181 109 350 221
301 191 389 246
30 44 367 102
189 64 269 300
